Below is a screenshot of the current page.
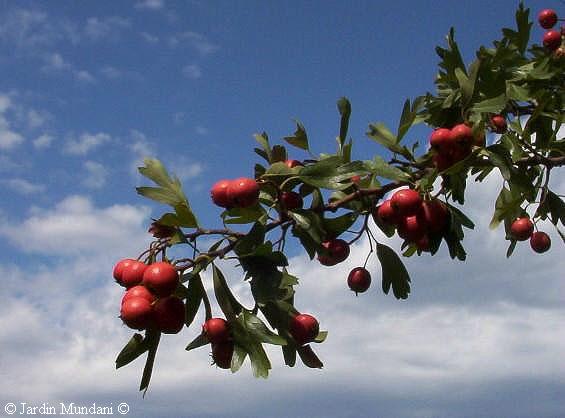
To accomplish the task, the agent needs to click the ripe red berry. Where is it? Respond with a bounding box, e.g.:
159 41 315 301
280 191 303 210
451 123 474 146
397 215 427 242
211 179 233 208
154 296 185 334
285 159 303 168
113 258 136 285
543 30 562 51
347 267 371 294
390 189 422 217
351 175 361 184
530 231 551 253
289 313 319 346
122 285 155 306
373 199 402 225
317 238 350 266
490 115 507 134
450 143 472 163
429 128 453 150
211 341 234 369
121 260 148 288
419 199 449 233
203 318 230 343
142 262 179 297
120 297 154 330
510 217 534 241
415 235 430 252
433 153 453 171
227 177 260 208
538 9 558 29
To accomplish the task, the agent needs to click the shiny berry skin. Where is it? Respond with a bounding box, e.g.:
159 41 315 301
285 159 303 168
120 297 154 330
530 231 551 253
419 199 449 233
227 177 260 208
451 123 474 145
429 128 453 150
120 260 148 289
289 313 319 346
122 285 155 306
543 30 562 51
317 238 350 266
154 296 185 334
373 199 402 225
211 179 233 208
113 258 136 285
490 115 507 134
390 189 423 217
397 215 427 242
203 318 230 343
280 191 303 210
142 262 179 297
510 217 534 241
212 341 234 369
538 9 558 29
347 267 371 294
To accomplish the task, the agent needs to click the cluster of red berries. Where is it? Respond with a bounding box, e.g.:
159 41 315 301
374 189 449 251
114 259 185 334
429 123 484 171
510 217 552 253
211 177 260 208
538 9 563 51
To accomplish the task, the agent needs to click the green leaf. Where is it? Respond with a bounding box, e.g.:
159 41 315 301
254 132 272 163
289 210 325 244
212 264 243 320
116 334 148 369
136 186 181 206
489 186 524 230
376 243 411 300
139 330 161 395
337 97 351 147
284 120 309 151
223 205 267 225
299 157 369 190
367 123 413 159
314 330 328 343
271 144 288 163
248 343 271 378
369 156 411 182
138 158 176 188
506 83 530 101
282 344 297 367
297 345 323 368
185 274 204 327
185 332 208 351
471 94 507 114
445 203 475 230
546 191 565 226
241 311 286 346
455 68 473 104
230 344 247 373
323 212 359 238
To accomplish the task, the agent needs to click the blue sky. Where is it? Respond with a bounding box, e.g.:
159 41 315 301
0 1 564 417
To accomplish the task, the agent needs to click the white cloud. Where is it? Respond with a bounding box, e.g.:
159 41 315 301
182 64 202 79
42 52 71 71
82 161 108 189
33 133 54 149
169 159 204 182
0 9 55 49
75 70 96 83
1 178 45 195
84 16 131 41
100 65 122 79
0 195 151 256
64 132 111 155
26 108 49 129
0 93 24 150
140 31 159 44
135 0 165 10
169 31 218 55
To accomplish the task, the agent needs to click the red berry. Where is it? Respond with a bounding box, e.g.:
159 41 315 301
280 191 303 210
451 123 474 146
450 143 472 162
490 115 507 134
530 231 551 253
121 260 148 289
227 177 260 208
390 189 422 217
351 175 361 184
373 199 402 225
122 285 155 306
433 153 453 171
317 238 350 266
347 267 371 294
419 199 448 233
538 9 558 29
203 318 230 343
510 217 534 241
543 30 562 51
429 128 453 150
154 296 185 334
120 297 154 330
397 215 427 242
473 131 486 147
113 258 136 285
142 262 179 297
289 313 319 346
415 235 430 252
211 179 233 208
211 341 234 369
285 159 303 168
